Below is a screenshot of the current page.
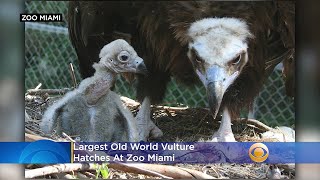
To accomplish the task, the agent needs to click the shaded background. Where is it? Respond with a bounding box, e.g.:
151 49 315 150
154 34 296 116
0 0 24 179
0 0 319 179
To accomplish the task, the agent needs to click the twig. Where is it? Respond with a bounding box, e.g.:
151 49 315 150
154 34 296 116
27 88 73 95
35 83 42 90
82 171 96 179
56 172 76 179
25 128 37 135
109 163 215 179
26 162 214 179
25 163 96 178
203 165 223 179
62 132 76 142
235 118 273 132
76 172 89 179
69 63 78 88
25 133 50 142
119 96 190 111
109 163 173 179
152 105 189 111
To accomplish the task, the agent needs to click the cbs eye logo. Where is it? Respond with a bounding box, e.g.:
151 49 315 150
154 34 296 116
248 143 269 163
19 140 70 164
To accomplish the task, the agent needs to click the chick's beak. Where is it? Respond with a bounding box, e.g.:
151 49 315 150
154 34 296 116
135 57 148 75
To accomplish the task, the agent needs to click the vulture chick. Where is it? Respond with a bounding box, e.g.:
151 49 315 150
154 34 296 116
68 1 295 142
40 39 162 141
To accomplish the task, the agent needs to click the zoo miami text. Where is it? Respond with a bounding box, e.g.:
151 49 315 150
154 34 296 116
20 14 63 22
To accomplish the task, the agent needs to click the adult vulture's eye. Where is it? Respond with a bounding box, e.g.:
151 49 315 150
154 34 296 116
194 53 203 63
118 51 130 62
230 54 242 65
190 48 203 64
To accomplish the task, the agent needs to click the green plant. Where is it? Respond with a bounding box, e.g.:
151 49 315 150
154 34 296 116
95 163 109 179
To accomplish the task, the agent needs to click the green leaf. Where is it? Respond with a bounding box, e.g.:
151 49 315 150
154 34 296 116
100 163 109 179
94 163 109 179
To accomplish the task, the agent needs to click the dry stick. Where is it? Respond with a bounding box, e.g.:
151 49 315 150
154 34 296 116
55 172 76 179
75 172 89 179
69 63 78 88
236 118 273 132
27 88 73 95
24 163 170 179
82 171 96 179
152 105 189 111
108 163 173 179
25 162 215 179
25 133 50 142
25 163 96 178
25 128 37 135
109 163 215 179
202 165 223 179
62 132 76 142
59 171 88 179
35 83 42 90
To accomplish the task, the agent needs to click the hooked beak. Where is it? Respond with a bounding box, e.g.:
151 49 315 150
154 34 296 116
205 65 239 119
135 57 149 75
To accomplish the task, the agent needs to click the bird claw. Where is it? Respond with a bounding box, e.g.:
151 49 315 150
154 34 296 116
136 119 163 141
149 126 163 139
211 132 236 142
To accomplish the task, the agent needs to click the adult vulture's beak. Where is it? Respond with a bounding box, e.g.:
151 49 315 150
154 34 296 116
206 65 239 118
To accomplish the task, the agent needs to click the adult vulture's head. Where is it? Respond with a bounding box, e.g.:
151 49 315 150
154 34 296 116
186 18 253 118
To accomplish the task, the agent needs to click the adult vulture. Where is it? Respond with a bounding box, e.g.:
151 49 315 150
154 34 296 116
68 1 295 141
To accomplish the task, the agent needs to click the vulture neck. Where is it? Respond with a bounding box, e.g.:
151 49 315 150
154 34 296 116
91 64 117 88
94 67 117 79
77 65 117 105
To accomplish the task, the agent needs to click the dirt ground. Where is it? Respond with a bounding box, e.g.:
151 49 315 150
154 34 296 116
25 93 295 179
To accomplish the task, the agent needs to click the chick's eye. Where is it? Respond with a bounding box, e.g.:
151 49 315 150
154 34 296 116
120 55 128 61
118 51 130 62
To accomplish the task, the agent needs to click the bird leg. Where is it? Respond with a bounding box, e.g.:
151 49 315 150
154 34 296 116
211 107 236 142
135 97 163 141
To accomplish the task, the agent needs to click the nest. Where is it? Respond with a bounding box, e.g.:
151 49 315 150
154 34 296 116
25 89 295 179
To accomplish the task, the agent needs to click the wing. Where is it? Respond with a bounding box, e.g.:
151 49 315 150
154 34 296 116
265 1 295 79
40 91 78 134
276 1 295 97
68 1 97 78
